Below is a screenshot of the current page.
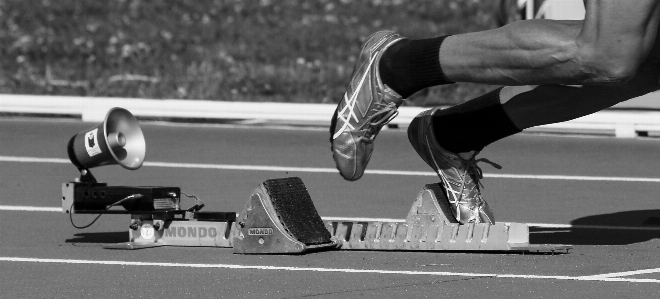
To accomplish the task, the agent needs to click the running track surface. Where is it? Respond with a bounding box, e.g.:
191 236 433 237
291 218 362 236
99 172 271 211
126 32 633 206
2 118 660 298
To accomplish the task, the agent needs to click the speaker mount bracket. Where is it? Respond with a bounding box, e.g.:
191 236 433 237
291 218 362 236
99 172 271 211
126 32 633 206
78 169 97 184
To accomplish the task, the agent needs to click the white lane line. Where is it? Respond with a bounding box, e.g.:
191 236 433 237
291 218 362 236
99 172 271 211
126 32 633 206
147 161 337 173
3 206 660 232
1 156 70 164
484 173 660 182
323 216 406 223
0 206 60 212
3 155 660 183
584 268 660 279
0 257 658 283
522 222 660 231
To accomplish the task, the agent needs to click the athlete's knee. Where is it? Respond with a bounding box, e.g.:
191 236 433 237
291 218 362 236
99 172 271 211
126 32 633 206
589 60 639 85
574 29 653 85
575 0 660 84
577 45 644 85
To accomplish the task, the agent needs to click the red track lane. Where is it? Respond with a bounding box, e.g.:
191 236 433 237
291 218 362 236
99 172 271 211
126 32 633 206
2 118 660 298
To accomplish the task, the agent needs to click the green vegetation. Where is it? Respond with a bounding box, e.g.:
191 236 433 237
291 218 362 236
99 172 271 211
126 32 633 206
1 0 512 106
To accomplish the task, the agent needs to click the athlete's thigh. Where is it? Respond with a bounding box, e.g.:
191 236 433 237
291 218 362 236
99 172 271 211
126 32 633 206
583 0 660 30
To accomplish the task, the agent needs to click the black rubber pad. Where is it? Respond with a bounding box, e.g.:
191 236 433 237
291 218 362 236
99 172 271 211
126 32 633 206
262 177 332 245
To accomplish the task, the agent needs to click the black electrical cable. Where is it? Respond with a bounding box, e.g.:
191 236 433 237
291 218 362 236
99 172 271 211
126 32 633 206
69 204 103 229
181 192 204 212
69 194 143 229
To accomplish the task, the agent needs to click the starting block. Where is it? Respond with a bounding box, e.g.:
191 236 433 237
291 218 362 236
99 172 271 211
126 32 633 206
325 184 571 253
232 177 340 254
76 177 569 254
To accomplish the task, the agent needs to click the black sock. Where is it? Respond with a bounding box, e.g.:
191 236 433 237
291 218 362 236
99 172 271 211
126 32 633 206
501 85 628 130
379 36 453 98
432 88 521 153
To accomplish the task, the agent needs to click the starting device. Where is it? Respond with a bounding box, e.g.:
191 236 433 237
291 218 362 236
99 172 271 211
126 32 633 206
62 108 220 236
63 107 186 216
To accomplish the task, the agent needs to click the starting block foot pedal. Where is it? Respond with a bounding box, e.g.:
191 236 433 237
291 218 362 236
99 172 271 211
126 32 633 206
233 177 340 254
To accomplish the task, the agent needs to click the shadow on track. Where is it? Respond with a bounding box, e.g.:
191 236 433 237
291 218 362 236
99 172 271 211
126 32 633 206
65 232 128 244
530 209 660 245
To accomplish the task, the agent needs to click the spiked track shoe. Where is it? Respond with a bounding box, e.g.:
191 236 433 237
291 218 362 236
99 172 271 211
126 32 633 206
407 108 500 224
330 31 406 181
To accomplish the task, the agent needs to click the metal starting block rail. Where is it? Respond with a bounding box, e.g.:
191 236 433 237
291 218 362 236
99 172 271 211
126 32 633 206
324 184 571 253
85 177 570 254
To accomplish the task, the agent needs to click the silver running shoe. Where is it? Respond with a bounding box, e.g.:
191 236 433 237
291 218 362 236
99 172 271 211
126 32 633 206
330 31 405 181
407 107 501 224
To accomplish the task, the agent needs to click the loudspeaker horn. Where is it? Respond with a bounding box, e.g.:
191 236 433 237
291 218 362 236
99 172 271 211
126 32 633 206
67 107 145 171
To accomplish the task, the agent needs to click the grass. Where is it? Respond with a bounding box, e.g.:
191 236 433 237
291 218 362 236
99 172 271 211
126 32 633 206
1 0 514 106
